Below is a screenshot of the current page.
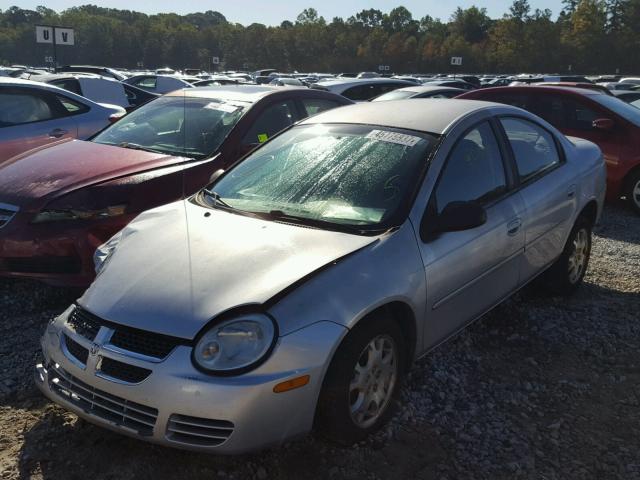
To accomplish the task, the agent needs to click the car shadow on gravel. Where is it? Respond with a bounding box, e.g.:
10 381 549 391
15 407 447 480
593 203 640 244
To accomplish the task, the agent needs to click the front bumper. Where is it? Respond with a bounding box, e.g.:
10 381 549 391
36 311 346 453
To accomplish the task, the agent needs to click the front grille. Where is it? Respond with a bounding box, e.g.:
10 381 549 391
48 364 158 436
166 414 234 447
0 204 18 229
67 307 101 340
98 357 151 384
63 334 89 364
109 327 178 359
67 306 184 359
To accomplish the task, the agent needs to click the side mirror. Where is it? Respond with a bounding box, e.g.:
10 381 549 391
208 168 225 184
592 118 614 131
435 201 487 233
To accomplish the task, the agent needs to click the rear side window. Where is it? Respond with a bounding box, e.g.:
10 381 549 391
435 122 507 212
0 91 54 126
51 79 82 96
242 101 297 145
301 98 341 117
56 95 89 115
500 117 560 182
342 85 373 101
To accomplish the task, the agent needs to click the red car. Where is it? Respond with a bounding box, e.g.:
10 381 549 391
457 86 640 213
0 86 352 286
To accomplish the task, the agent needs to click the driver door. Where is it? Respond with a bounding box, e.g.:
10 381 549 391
417 121 526 347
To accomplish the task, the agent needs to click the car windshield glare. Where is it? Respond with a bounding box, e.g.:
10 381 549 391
209 124 436 231
93 95 249 159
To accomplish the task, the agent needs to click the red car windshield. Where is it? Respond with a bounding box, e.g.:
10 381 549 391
93 96 249 159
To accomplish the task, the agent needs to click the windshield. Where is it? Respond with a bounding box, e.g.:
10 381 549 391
93 95 249 159
207 124 437 232
590 94 640 127
372 90 417 102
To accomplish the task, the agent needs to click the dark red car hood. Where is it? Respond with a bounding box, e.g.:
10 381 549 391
0 139 189 210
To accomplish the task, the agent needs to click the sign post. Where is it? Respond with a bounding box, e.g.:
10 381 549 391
35 25 75 69
450 56 463 79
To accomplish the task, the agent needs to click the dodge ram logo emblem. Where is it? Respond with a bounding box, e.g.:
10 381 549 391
90 343 100 356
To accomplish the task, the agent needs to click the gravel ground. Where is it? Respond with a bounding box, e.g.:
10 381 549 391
0 204 638 480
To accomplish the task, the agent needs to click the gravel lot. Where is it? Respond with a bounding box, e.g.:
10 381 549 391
1 204 638 480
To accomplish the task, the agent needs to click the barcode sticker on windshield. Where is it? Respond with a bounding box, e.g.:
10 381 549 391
366 130 422 147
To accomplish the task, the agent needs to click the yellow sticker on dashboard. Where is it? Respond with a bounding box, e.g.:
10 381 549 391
257 133 268 143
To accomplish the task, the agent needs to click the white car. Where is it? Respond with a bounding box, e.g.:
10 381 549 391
0 77 125 163
36 73 158 110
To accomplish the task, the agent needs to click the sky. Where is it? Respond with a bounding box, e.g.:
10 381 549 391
2 0 562 25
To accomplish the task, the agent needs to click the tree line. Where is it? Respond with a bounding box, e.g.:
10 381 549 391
1 0 639 74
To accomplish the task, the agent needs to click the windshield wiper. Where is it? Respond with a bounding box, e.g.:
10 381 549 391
202 188 234 209
117 142 165 154
266 210 369 234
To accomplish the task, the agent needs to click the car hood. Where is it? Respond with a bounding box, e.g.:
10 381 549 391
79 200 379 339
0 140 188 210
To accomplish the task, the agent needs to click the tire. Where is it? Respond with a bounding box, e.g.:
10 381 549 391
315 313 407 445
625 169 640 215
542 216 593 296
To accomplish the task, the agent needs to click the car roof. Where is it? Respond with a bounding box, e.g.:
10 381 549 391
34 73 107 82
394 85 464 94
300 98 498 134
313 77 415 88
167 84 307 102
464 85 605 97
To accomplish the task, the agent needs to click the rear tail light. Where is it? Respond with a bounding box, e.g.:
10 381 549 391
109 113 124 123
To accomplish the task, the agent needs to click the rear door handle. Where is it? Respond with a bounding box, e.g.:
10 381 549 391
567 184 577 198
507 218 522 236
49 128 68 138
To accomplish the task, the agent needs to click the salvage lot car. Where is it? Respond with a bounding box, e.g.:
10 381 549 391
36 99 605 453
0 77 125 162
0 85 352 286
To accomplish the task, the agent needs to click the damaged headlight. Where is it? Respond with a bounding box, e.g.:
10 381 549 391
192 313 277 375
32 204 127 223
93 231 123 275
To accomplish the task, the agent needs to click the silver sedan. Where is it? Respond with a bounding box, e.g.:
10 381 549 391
36 99 606 453
0 77 125 163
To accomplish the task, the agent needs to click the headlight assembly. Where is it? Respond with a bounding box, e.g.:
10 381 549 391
93 231 123 275
32 204 127 223
192 313 277 375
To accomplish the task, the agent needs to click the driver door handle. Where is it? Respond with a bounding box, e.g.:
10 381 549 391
49 128 68 138
507 218 522 236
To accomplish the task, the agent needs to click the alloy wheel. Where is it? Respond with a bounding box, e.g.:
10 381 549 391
349 334 398 429
568 228 589 284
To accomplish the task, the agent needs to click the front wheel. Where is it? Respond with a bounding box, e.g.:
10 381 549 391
315 314 406 445
542 216 592 295
625 170 640 215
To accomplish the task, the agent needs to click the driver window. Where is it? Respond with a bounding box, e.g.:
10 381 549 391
434 122 507 214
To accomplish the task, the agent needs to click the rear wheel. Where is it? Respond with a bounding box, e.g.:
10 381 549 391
542 216 592 295
625 170 640 215
315 314 406 445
